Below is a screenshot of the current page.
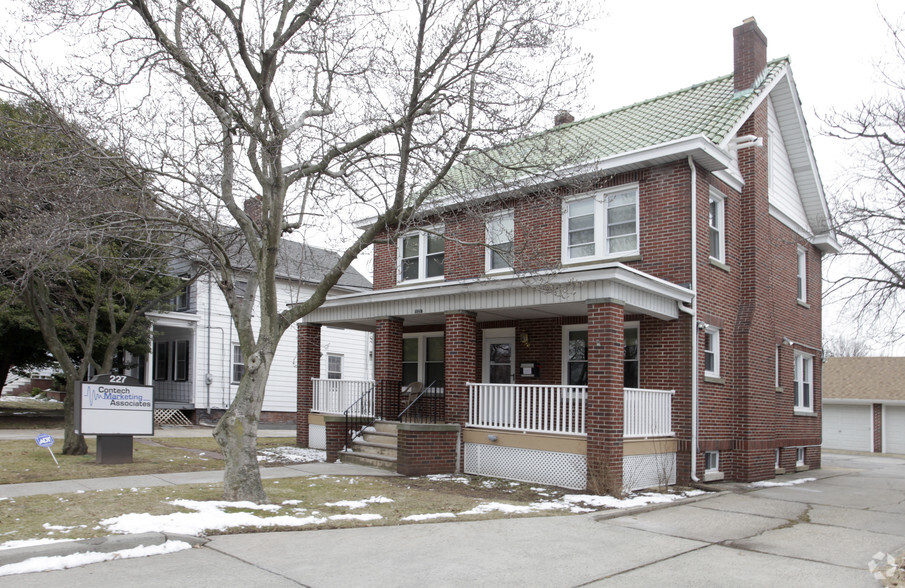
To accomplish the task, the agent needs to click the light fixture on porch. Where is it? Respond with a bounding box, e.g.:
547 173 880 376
520 332 530 348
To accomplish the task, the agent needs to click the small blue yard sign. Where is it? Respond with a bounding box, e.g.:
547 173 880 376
35 433 59 466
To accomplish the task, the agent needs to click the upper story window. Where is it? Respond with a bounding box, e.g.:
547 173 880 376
486 210 514 272
793 351 813 412
173 275 191 311
704 326 720 378
562 185 638 263
709 188 725 263
797 246 807 303
399 228 444 283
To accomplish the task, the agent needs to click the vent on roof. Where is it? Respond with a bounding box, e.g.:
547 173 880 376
554 111 575 127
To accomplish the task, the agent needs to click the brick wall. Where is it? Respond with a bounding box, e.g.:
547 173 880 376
444 311 477 427
396 424 460 475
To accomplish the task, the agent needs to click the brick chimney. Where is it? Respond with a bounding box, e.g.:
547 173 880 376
554 111 575 127
244 196 262 225
733 17 767 93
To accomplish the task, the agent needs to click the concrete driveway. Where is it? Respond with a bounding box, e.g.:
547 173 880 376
6 452 905 587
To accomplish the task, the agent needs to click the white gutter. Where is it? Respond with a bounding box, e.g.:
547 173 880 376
687 155 700 482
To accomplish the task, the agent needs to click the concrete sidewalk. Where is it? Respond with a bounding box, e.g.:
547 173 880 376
2 452 903 586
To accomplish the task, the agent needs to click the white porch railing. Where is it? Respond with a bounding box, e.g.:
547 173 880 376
312 378 375 415
468 383 587 435
624 387 675 438
467 384 675 437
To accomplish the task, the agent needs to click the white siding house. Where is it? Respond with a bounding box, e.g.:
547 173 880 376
143 240 372 424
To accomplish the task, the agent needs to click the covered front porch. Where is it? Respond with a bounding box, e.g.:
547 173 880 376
297 264 693 491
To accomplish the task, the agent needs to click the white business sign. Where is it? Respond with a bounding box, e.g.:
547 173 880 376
77 375 154 436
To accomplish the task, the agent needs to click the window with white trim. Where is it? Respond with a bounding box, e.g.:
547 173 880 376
709 188 725 263
704 451 719 472
402 333 445 388
796 447 805 466
486 210 514 271
232 345 245 383
399 229 444 282
173 275 191 311
793 351 813 411
703 327 720 378
562 324 639 387
562 185 638 262
327 354 343 380
797 246 807 303
775 448 781 469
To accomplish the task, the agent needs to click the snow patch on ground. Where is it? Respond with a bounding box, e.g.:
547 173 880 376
401 512 457 522
0 541 193 577
256 447 326 463
750 477 816 488
323 496 393 509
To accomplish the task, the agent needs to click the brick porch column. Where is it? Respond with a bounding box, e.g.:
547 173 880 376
296 322 322 447
444 310 477 427
375 317 403 418
586 298 625 494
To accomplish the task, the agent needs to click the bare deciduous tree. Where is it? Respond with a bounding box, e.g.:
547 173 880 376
2 0 590 501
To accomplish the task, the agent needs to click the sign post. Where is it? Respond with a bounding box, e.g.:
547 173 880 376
74 374 154 464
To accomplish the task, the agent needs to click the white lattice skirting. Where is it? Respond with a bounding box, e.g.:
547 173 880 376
308 424 326 450
154 409 193 426
622 452 676 491
464 443 587 489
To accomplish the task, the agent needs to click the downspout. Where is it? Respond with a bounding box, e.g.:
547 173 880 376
686 155 700 482
206 276 212 414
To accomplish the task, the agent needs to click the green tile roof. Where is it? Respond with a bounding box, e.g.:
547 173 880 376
438 58 788 196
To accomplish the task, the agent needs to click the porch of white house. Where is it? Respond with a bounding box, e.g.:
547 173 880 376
307 379 676 490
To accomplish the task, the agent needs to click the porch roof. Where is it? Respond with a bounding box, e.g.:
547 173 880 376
300 263 693 330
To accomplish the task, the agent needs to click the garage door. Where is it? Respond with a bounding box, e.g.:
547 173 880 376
885 406 905 454
822 404 872 451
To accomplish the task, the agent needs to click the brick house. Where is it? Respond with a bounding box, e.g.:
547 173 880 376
296 18 839 491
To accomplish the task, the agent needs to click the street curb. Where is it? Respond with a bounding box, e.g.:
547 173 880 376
0 532 208 567
590 489 728 522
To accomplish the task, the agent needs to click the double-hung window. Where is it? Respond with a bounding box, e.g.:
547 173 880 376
793 351 813 412
486 211 514 271
562 324 639 388
703 327 720 378
174 340 190 381
402 334 445 388
327 354 343 380
709 188 725 263
797 246 807 303
154 341 169 381
400 229 444 282
232 345 245 383
562 185 638 262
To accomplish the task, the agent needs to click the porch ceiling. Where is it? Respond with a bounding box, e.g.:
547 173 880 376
303 263 693 331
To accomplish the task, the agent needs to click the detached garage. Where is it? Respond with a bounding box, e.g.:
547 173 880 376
823 357 905 454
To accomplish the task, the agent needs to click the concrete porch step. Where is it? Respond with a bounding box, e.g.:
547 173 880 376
339 450 397 471
341 420 399 471
351 439 398 458
360 430 398 447
371 421 399 435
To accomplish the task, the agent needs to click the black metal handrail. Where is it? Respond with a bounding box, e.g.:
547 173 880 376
343 383 376 450
398 380 444 424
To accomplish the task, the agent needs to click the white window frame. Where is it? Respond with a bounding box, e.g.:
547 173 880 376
485 210 515 272
775 448 781 469
562 325 590 386
703 326 720 378
561 184 639 263
793 351 813 412
327 354 343 380
398 227 445 283
232 344 245 383
796 246 807 303
796 447 805 466
704 450 719 473
623 321 640 389
709 187 725 263
402 332 445 388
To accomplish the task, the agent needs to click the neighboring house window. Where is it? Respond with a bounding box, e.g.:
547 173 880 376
486 210 514 271
793 351 813 411
709 188 725 263
327 354 343 380
402 334 445 388
704 451 719 473
173 276 190 311
232 345 245 383
154 341 169 381
235 280 248 299
704 327 720 377
399 229 444 282
174 340 190 382
563 324 639 387
562 185 639 262
796 447 805 466
796 246 807 303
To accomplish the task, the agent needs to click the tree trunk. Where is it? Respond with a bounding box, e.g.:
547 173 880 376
62 377 87 455
213 349 272 503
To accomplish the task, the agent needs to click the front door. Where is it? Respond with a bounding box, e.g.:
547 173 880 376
484 337 515 383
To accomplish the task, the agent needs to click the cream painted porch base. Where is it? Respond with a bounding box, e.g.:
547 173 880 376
462 428 676 491
308 413 327 450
